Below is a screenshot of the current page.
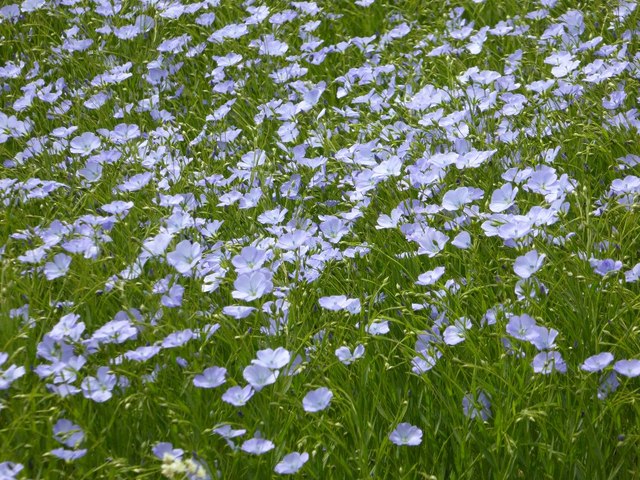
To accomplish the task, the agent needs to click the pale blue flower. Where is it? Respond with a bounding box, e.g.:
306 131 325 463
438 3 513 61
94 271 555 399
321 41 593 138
416 267 445 286
443 317 472 346
243 365 278 391
193 367 227 389
252 35 289 56
231 246 268 273
581 352 614 372
222 305 256 319
53 419 84 449
389 423 422 446
411 352 441 374
532 351 566 374
44 253 71 280
162 329 195 348
318 295 361 314
303 387 333 412
222 385 255 406
252 347 290 370
50 448 87 461
613 359 640 378
365 320 389 335
213 424 246 439
161 284 184 308
514 250 545 279
462 391 492 421
123 346 162 362
152 442 183 461
506 314 537 340
81 367 117 402
274 452 309 475
451 231 471 249
0 360 25 390
0 462 23 479
233 270 273 301
166 240 202 275
69 132 101 156
525 326 559 350
598 372 620 400
591 258 623 276
335 344 365 365
49 313 84 342
241 437 275 455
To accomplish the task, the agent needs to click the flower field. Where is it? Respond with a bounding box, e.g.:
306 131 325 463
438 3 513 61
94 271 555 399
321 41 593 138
1 0 640 477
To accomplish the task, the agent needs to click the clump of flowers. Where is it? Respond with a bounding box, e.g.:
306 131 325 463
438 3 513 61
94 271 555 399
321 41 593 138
153 443 210 480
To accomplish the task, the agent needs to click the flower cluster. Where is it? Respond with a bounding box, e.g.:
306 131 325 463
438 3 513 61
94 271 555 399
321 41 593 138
1 0 639 477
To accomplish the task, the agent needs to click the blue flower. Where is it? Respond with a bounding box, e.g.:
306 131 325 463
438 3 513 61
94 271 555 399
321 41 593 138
53 419 84 449
213 424 246 439
213 424 246 450
152 442 184 461
123 346 161 363
222 305 256 319
274 452 309 475
335 344 365 365
43 253 72 280
69 132 101 156
451 231 472 249
221 385 255 407
365 320 389 335
441 186 483 211
0 462 23 479
490 183 518 212
252 347 291 370
166 240 202 275
50 419 86 461
231 246 268 273
251 34 289 57
613 359 640 378
532 351 566 374
409 227 448 257
513 250 545 279
443 317 472 345
161 284 184 308
598 372 620 400
416 267 445 286
591 258 623 276
162 329 195 348
0 358 25 390
276 230 311 250
319 216 349 243
241 437 275 455
389 423 422 446
506 314 537 341
81 367 117 402
243 365 278 391
411 352 441 374
50 448 88 462
525 326 559 351
318 295 361 314
462 391 492 421
581 352 614 372
49 314 85 343
303 387 333 412
193 367 227 389
233 270 273 301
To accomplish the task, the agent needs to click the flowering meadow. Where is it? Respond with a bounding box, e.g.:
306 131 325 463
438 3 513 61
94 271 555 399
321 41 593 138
1 0 640 477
